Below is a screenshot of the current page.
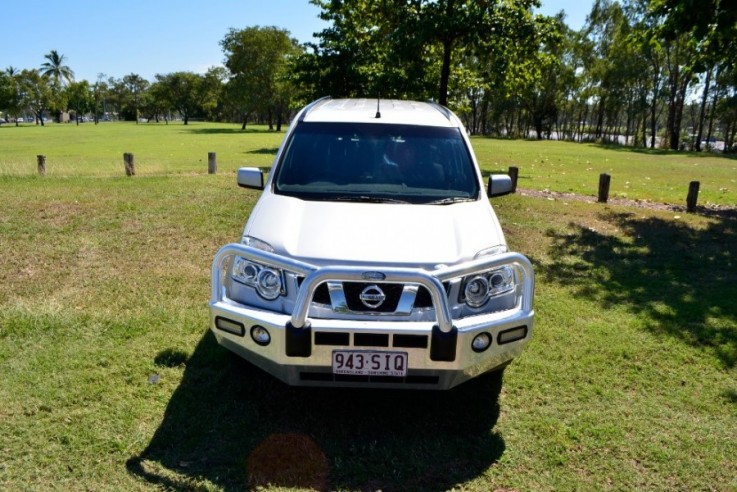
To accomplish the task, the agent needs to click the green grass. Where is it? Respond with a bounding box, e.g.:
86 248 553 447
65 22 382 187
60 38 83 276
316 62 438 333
472 138 737 207
0 121 280 176
1 122 735 206
0 126 736 490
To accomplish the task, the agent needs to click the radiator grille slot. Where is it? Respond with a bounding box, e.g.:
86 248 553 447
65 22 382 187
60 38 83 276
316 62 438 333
314 332 429 349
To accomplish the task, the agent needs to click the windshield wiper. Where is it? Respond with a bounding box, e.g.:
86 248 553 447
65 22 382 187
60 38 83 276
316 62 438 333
426 197 474 205
334 196 409 204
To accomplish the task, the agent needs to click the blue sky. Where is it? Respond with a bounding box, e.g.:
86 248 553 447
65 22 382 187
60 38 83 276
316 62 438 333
0 0 592 83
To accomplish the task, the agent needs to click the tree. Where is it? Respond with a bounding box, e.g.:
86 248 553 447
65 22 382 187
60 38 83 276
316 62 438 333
40 50 75 86
65 80 93 125
92 74 109 124
144 81 171 123
0 67 24 125
303 0 544 107
200 67 227 122
154 72 204 125
651 0 737 64
221 26 302 129
122 73 149 123
18 69 53 125
649 0 737 151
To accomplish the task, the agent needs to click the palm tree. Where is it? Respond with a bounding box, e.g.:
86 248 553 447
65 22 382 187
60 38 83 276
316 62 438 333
40 50 74 86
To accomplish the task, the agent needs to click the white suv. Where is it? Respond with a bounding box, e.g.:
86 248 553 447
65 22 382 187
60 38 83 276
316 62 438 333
209 98 534 389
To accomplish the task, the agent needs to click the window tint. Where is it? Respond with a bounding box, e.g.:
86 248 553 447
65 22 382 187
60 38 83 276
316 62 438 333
274 122 479 204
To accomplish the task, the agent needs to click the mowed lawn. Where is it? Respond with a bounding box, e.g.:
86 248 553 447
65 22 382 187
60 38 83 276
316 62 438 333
1 121 736 207
0 122 735 490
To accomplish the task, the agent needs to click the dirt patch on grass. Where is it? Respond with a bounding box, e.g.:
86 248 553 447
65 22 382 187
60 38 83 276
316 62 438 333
517 187 737 219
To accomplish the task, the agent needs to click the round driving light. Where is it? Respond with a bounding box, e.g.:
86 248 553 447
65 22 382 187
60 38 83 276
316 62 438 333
464 275 489 308
250 325 271 346
472 333 492 352
256 268 282 300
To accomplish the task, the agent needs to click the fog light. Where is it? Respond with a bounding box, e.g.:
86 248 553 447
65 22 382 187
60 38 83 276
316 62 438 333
251 325 271 346
215 317 245 336
472 333 492 352
498 326 528 344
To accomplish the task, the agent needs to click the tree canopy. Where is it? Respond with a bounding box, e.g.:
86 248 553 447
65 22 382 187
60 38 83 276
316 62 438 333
2 2 737 153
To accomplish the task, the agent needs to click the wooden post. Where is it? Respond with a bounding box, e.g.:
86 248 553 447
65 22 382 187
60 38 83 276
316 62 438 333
37 155 46 176
124 152 135 176
208 152 217 174
687 181 700 212
508 166 519 193
598 173 611 203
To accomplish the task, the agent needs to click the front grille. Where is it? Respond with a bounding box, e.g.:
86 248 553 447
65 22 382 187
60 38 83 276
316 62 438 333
299 278 450 314
343 282 403 312
312 282 331 304
414 286 433 308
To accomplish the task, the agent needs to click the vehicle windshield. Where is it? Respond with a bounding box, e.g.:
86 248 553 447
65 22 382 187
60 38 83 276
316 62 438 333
274 122 480 204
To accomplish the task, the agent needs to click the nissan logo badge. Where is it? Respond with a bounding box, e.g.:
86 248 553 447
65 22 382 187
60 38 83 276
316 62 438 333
359 285 386 309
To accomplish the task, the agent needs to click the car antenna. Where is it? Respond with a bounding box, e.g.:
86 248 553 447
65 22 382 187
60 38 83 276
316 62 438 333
375 96 381 119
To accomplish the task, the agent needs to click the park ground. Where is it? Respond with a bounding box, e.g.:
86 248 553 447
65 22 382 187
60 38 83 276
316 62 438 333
0 122 735 490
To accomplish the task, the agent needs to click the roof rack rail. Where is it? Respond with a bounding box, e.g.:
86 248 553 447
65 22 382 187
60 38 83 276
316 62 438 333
426 100 453 122
299 96 333 123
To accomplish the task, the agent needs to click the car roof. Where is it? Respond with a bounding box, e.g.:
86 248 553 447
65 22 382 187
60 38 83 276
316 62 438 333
301 98 457 128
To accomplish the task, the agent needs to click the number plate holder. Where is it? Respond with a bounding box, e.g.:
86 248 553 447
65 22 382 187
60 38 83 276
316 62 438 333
332 350 408 377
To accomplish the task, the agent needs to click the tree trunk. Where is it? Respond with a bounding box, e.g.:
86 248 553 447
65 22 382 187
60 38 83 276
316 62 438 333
706 75 722 148
480 96 489 135
695 67 712 151
671 78 689 150
438 38 452 107
595 98 605 139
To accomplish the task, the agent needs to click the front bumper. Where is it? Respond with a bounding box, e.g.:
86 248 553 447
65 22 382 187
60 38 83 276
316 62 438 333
209 244 534 390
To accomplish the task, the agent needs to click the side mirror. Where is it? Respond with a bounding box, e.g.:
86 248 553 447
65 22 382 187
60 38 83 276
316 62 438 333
487 174 513 197
237 167 265 190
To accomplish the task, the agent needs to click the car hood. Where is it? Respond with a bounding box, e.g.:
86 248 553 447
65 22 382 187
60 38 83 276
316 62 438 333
244 193 505 268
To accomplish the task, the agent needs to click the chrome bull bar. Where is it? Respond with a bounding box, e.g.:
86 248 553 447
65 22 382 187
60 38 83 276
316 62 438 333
211 243 535 336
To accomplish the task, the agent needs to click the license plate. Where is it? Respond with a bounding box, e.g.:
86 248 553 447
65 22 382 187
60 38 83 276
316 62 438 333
332 350 408 377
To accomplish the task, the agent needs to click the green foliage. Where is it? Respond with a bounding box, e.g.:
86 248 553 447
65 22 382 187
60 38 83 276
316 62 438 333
298 0 546 108
3 2 737 153
17 69 53 124
64 80 93 124
221 26 301 129
39 49 74 87
651 0 737 65
153 72 206 125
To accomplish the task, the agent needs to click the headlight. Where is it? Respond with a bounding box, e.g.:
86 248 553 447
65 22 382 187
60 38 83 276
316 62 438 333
460 265 516 308
464 275 490 308
231 256 285 300
256 268 282 300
